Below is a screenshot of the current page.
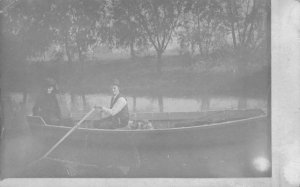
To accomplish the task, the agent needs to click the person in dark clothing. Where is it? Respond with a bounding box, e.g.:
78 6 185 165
32 83 61 125
94 79 129 129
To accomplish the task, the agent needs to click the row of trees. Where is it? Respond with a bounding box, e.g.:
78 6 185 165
1 0 270 74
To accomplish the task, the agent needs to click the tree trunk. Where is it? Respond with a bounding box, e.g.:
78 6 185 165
81 93 87 109
156 51 163 74
231 22 237 49
190 41 195 55
133 96 137 112
158 95 164 113
77 44 84 72
201 95 210 112
245 0 257 47
70 93 77 112
198 41 203 56
130 39 136 62
238 97 247 110
22 91 28 104
228 0 237 49
77 44 86 109
205 39 210 56
64 35 72 66
245 22 254 47
63 35 72 87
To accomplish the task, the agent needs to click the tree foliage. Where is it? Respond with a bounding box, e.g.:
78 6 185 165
2 0 269 73
109 0 148 60
224 0 268 49
177 0 226 56
2 0 53 62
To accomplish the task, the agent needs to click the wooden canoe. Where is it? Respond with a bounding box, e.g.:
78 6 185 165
25 108 271 177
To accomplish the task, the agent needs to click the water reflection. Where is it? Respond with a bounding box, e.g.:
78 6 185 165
132 96 137 112
9 92 267 115
158 95 164 112
200 94 210 112
238 97 247 110
2 92 269 178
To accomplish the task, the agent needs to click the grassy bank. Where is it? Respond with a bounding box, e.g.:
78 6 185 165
2 54 270 98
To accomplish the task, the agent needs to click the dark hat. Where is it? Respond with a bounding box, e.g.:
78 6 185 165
111 78 120 87
45 81 55 88
45 77 56 86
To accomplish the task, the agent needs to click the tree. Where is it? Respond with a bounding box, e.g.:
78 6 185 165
2 0 56 100
222 0 269 72
47 0 76 65
46 0 108 104
175 0 269 72
2 0 110 103
223 0 268 50
109 0 148 61
2 0 54 62
178 0 226 57
114 0 188 73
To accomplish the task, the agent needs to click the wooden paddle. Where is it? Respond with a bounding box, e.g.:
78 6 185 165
24 107 96 171
41 107 96 159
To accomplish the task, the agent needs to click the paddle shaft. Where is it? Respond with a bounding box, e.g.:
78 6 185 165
41 107 96 159
11 108 97 177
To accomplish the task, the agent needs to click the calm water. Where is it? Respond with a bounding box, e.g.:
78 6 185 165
1 92 270 178
9 92 268 115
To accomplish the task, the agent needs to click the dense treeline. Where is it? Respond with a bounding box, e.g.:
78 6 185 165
1 0 269 69
0 0 270 97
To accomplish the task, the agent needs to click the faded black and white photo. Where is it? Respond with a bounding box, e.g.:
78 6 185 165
0 0 273 180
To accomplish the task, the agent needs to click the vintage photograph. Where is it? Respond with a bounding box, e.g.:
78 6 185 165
0 0 271 179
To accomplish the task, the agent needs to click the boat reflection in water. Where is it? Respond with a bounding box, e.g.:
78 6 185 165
18 108 271 178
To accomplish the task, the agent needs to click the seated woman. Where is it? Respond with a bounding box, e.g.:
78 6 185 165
32 82 62 125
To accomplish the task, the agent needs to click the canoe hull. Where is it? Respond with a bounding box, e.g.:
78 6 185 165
26 114 271 177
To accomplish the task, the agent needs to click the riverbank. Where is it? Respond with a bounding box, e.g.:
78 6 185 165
1 54 270 98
